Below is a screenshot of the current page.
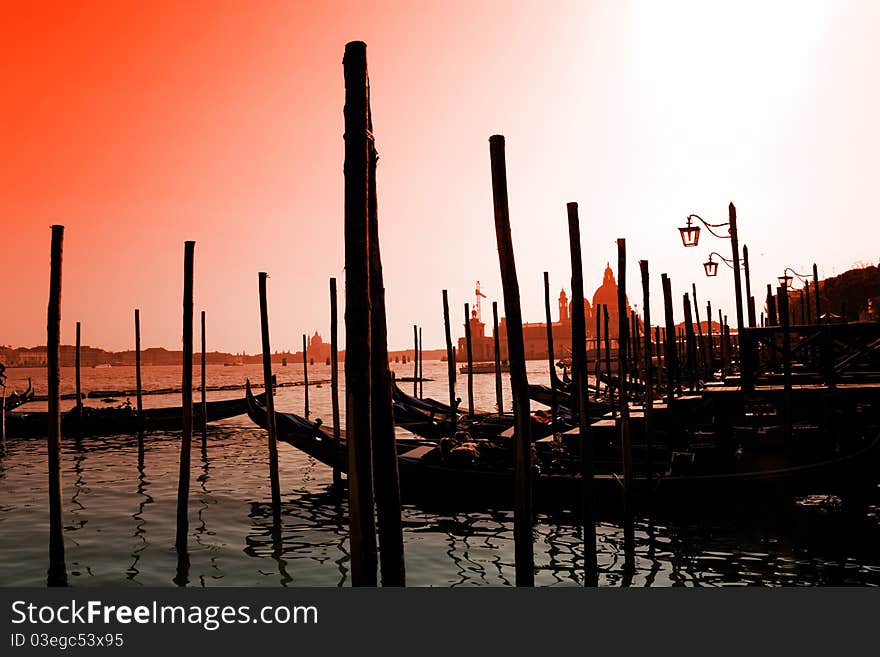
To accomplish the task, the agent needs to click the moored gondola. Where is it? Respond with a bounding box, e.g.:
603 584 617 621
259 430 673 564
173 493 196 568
5 388 266 438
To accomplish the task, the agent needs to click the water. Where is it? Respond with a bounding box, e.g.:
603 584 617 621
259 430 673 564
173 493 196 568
2 361 879 586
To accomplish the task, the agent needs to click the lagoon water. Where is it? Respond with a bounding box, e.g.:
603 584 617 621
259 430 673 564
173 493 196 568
1 361 879 586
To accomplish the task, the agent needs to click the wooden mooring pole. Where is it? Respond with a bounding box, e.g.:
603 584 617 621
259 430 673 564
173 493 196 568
329 277 342 486
75 321 82 421
302 334 310 418
779 286 793 442
47 224 68 586
813 263 822 323
200 310 207 449
616 240 633 535
594 305 602 396
135 309 144 455
343 40 378 587
567 202 597 587
175 240 195 554
258 273 283 525
443 290 458 430
464 303 475 418
683 294 697 390
489 134 533 587
367 99 405 587
767 285 778 326
603 305 612 405
692 284 706 380
661 274 677 403
412 325 419 397
543 271 558 424
743 244 756 327
1 381 5 456
493 301 502 413
640 261 654 487
418 326 423 398
706 300 714 372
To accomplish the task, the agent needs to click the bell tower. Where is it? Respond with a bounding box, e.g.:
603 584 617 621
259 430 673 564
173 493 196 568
559 289 569 322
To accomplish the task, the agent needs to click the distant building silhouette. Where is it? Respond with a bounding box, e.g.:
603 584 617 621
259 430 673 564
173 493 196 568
458 263 634 362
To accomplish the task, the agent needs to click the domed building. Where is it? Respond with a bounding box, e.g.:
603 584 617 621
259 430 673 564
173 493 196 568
456 264 638 363
590 263 630 338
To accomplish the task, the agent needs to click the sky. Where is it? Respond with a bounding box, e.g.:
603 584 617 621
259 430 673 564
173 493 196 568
2 0 879 353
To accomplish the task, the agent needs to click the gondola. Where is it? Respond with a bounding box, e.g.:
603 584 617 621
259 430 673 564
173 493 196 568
4 389 266 438
246 380 880 508
3 378 34 412
391 380 575 440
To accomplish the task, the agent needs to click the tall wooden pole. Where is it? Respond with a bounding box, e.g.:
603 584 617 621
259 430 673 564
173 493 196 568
493 301 502 413
464 303 475 418
135 309 144 455
655 325 663 390
443 290 457 430
367 98 405 587
412 325 419 396
692 283 706 380
418 326 423 398
75 321 82 421
719 309 728 374
804 280 812 326
616 240 633 524
344 40 378 587
594 303 602 395
813 263 822 322
603 305 612 402
706 300 714 372
743 244 756 328
683 294 697 390
259 273 282 524
779 286 793 441
489 134 533 587
1 382 5 456
175 240 195 554
640 261 653 487
661 274 677 403
767 284 778 326
46 224 67 586
200 310 207 448
543 272 558 423
329 277 342 486
302 334 310 417
728 203 749 389
567 202 597 587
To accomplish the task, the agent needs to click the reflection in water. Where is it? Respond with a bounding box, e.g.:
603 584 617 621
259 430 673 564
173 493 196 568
127 462 153 582
0 365 878 587
245 488 350 586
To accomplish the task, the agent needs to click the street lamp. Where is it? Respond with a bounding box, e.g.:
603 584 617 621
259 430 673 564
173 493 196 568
778 267 809 289
703 252 741 277
677 204 750 388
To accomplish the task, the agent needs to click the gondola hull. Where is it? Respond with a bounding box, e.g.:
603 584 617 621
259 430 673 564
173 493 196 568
5 391 265 438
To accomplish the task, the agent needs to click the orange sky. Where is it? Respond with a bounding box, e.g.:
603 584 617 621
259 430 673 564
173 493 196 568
3 1 879 353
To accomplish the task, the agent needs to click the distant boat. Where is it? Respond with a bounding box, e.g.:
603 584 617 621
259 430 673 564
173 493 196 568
223 362 244 367
93 363 112 369
459 362 509 374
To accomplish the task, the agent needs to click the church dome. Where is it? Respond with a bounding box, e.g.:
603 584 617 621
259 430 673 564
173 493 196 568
592 263 630 311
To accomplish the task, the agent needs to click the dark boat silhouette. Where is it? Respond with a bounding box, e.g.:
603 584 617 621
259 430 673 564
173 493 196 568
5 389 267 438
246 380 880 507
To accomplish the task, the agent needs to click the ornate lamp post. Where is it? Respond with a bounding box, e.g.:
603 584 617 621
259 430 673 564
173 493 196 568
678 204 749 387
